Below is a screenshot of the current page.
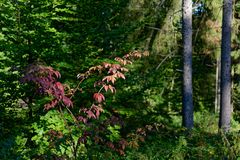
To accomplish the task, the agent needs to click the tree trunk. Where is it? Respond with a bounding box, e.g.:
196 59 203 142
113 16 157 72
215 56 221 113
182 0 193 129
219 0 233 133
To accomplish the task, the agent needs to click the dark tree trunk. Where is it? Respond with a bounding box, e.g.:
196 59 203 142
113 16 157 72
182 0 193 129
219 0 233 133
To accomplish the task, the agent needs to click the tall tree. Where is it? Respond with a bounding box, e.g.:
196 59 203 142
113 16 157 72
219 0 233 132
182 0 193 129
208 1 223 113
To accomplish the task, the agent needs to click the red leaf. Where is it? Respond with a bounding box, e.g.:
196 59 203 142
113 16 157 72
62 96 73 107
92 105 104 118
102 62 111 68
77 116 88 123
118 149 125 156
120 67 129 72
119 139 128 150
44 99 58 110
102 75 116 84
93 93 105 103
104 85 109 92
95 109 100 118
109 85 116 93
116 72 125 79
104 85 116 93
96 65 103 71
108 68 117 74
123 54 130 59
114 57 123 63
111 64 121 69
132 51 142 58
55 82 64 92
106 142 115 149
126 60 132 65
86 110 96 119
53 70 61 78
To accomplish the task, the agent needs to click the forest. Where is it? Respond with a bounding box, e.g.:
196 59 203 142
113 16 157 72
0 0 240 159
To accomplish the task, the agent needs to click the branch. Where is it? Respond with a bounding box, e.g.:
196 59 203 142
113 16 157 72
156 52 174 70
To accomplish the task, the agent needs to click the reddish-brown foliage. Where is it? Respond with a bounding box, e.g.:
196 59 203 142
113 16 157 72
21 64 73 110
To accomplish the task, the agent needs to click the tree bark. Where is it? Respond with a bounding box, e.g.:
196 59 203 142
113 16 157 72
215 56 221 113
182 0 193 129
219 0 233 133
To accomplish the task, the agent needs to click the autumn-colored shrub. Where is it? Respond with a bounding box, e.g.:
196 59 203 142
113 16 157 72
21 50 148 158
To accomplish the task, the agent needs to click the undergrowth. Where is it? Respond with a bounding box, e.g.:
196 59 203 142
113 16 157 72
93 112 240 160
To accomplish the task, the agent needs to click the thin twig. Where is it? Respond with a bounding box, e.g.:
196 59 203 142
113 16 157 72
70 78 85 99
65 105 81 128
98 85 105 93
156 52 174 70
58 106 75 156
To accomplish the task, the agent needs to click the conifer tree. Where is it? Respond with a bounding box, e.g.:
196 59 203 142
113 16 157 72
182 0 193 129
219 0 233 133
